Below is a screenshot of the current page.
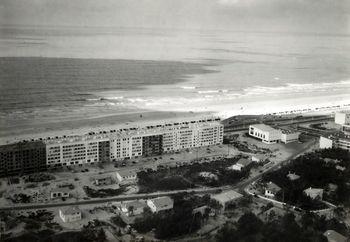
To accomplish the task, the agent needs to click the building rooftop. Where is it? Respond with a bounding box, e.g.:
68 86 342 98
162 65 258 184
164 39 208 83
287 172 300 181
4 116 221 146
211 190 243 204
149 196 174 209
60 206 81 216
250 124 278 132
122 200 147 210
117 170 137 178
266 182 282 193
304 187 324 196
323 230 348 242
237 158 253 167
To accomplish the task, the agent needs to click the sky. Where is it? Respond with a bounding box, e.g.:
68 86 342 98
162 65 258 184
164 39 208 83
0 0 349 34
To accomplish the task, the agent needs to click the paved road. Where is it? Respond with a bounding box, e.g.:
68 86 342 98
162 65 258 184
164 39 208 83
0 187 223 211
0 139 317 212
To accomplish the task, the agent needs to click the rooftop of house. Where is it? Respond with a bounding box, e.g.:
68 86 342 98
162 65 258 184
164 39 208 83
122 200 147 210
237 158 253 167
60 206 81 216
51 188 70 193
323 230 348 242
287 172 300 181
304 187 324 195
149 196 174 209
266 182 282 193
117 170 137 178
211 190 243 204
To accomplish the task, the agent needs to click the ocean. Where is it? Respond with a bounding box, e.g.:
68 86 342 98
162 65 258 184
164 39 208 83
1 26 350 134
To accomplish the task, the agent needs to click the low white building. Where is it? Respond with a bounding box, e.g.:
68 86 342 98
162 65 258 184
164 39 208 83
50 188 70 199
227 158 253 171
319 134 350 151
304 187 323 200
116 170 137 183
59 206 82 222
280 129 300 144
147 196 174 213
265 182 281 197
211 190 243 210
249 124 282 144
119 200 147 217
335 111 350 125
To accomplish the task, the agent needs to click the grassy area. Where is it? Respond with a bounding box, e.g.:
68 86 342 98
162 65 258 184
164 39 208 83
83 186 125 198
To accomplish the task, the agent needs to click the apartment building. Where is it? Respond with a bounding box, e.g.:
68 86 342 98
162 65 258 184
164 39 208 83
319 134 350 151
45 135 109 168
319 111 350 151
0 117 223 176
0 141 47 177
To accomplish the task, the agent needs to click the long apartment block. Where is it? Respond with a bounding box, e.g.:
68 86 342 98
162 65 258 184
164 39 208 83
0 117 223 176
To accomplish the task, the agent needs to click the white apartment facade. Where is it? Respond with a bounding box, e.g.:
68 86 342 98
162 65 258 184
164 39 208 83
45 135 109 168
43 117 223 167
319 135 350 151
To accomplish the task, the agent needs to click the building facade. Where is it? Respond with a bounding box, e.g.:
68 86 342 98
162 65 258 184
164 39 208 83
0 141 47 177
0 117 223 177
249 124 282 144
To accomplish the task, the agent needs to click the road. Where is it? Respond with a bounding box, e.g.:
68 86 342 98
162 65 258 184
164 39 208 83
0 139 317 212
0 187 223 211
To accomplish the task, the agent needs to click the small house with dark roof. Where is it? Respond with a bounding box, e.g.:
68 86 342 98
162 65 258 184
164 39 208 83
147 196 173 213
265 182 282 197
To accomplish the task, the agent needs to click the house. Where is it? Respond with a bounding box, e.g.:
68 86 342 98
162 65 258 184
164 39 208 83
323 230 348 242
251 154 267 163
93 175 114 186
211 190 243 209
50 188 70 199
287 172 300 181
199 172 218 180
227 158 253 171
265 182 281 197
119 200 147 217
304 187 324 200
59 206 82 222
147 196 174 213
116 170 137 183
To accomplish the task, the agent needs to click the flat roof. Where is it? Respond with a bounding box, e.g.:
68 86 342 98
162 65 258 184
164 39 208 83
5 117 222 146
250 124 278 132
211 190 243 204
117 169 137 177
